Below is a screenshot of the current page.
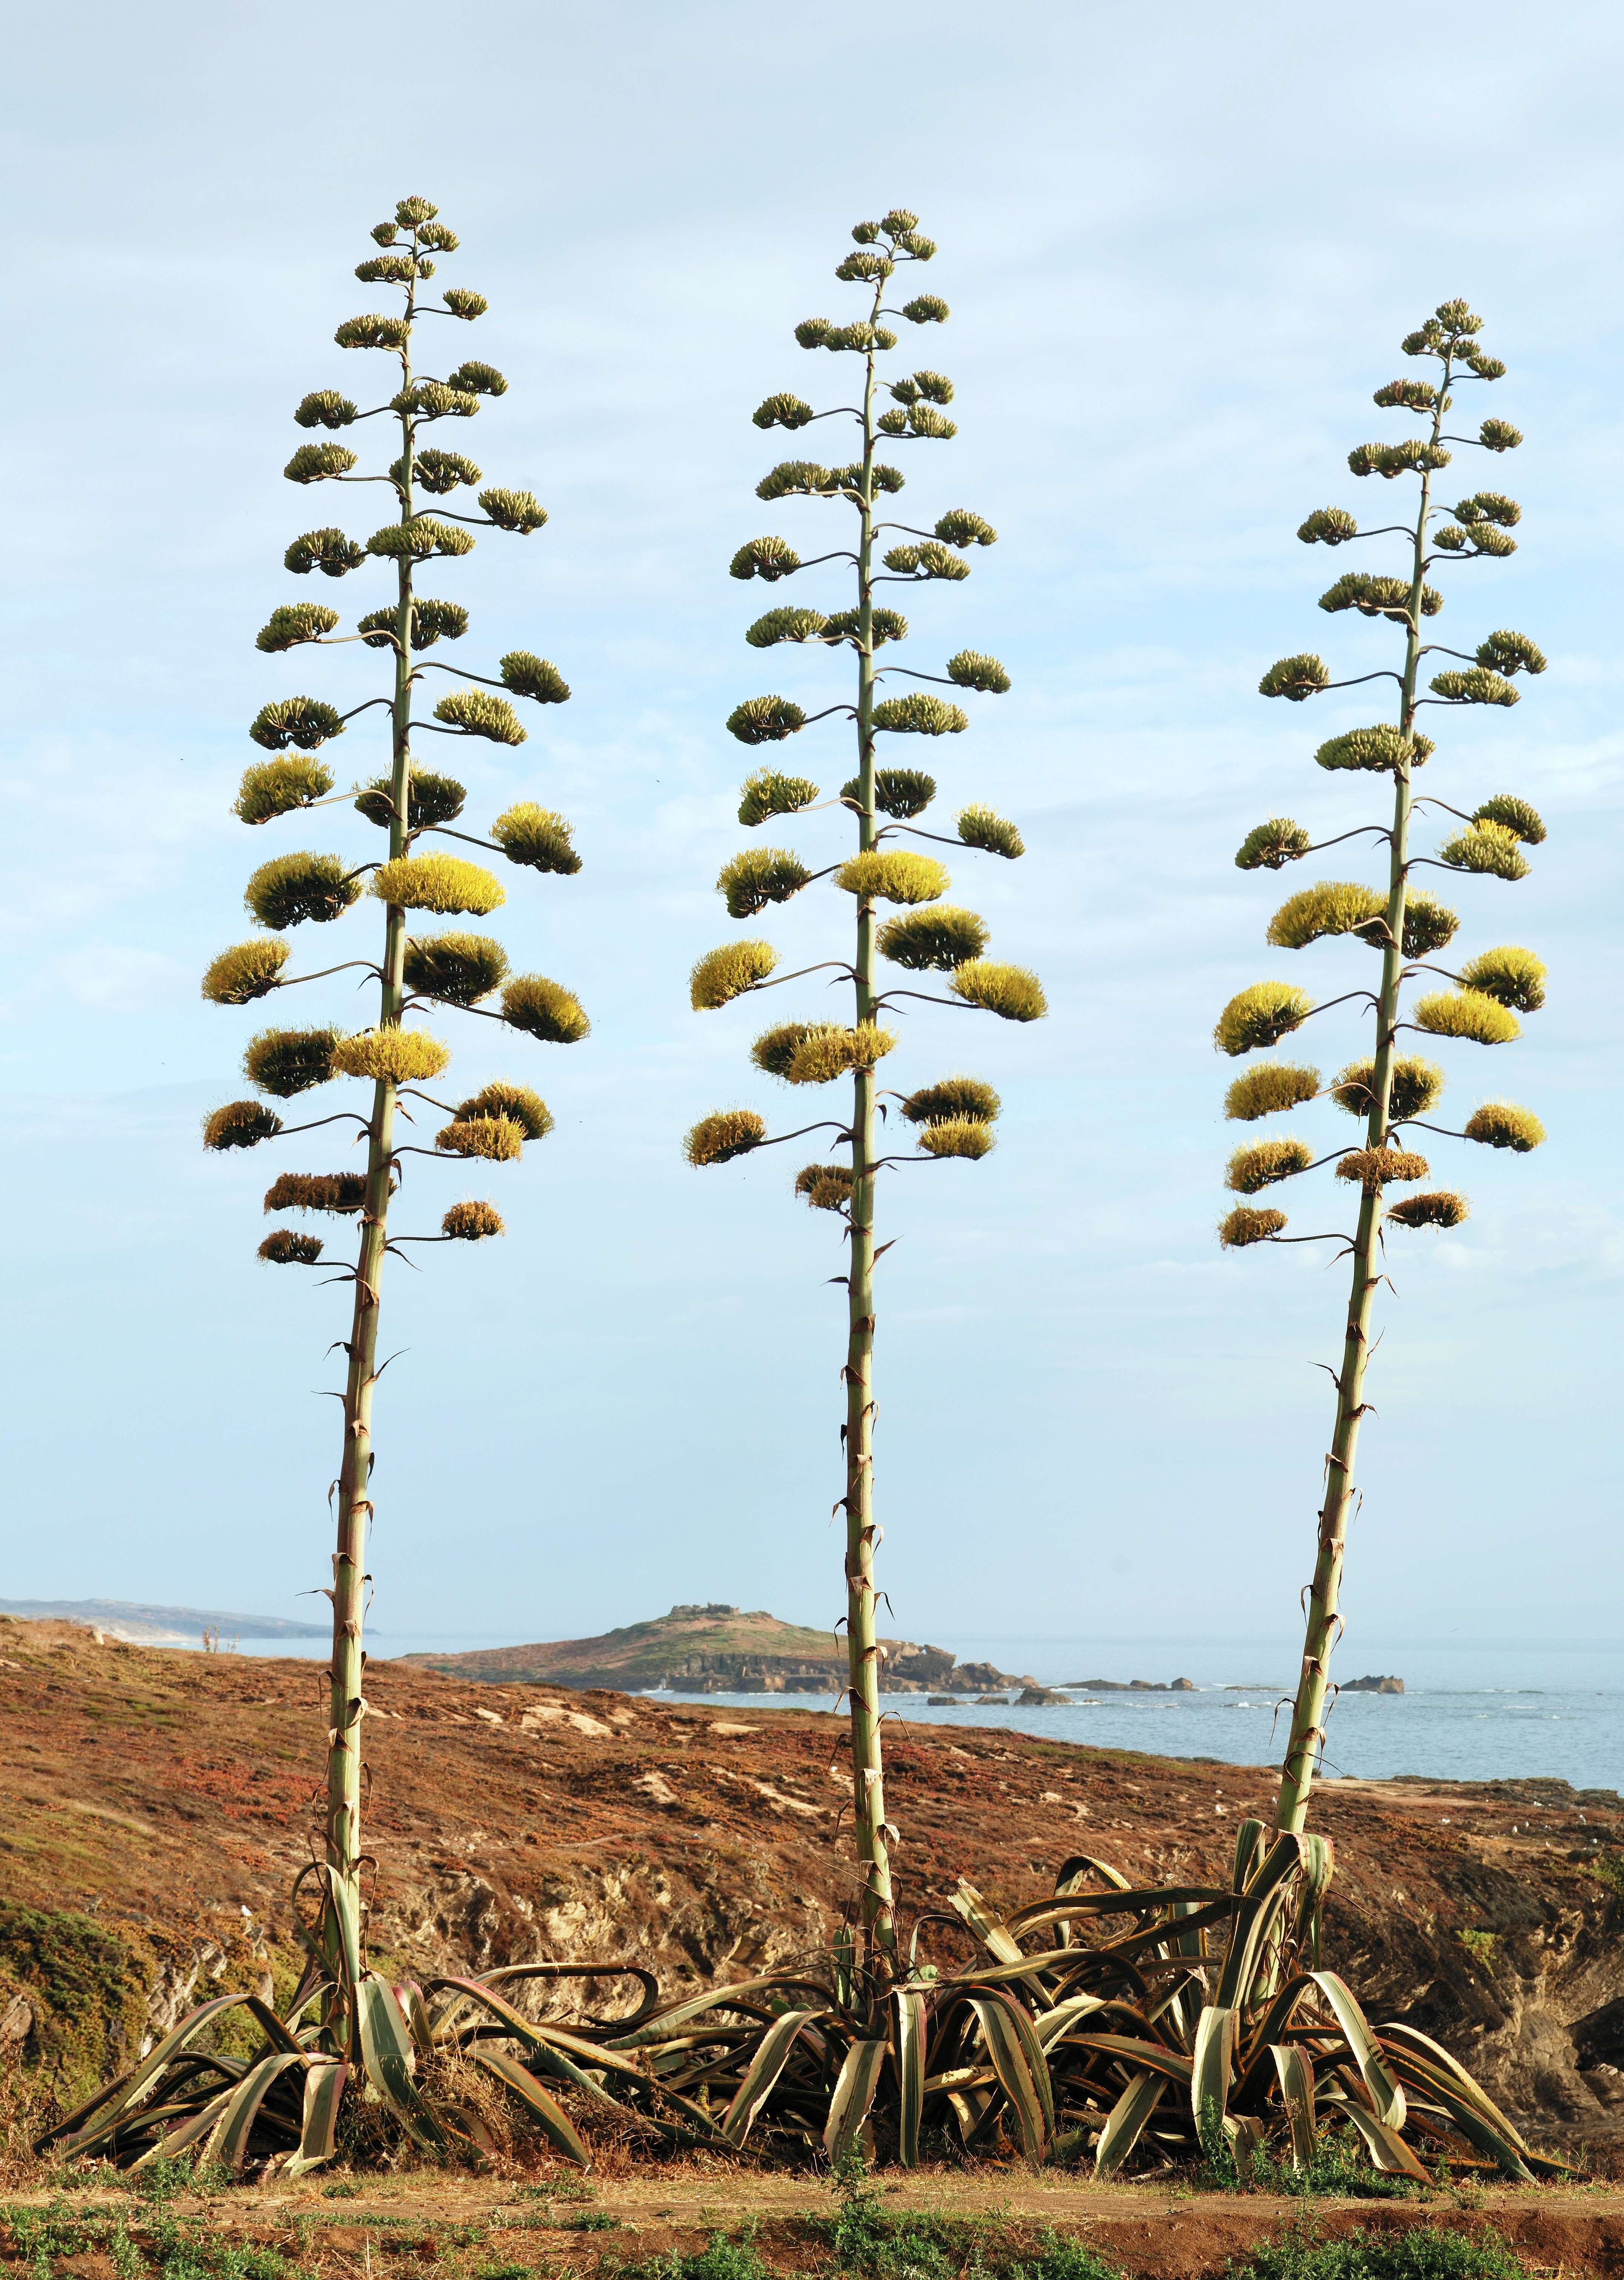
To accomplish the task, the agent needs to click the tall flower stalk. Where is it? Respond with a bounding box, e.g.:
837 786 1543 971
201 194 585 2022
685 209 1045 1976
1217 299 1547 1835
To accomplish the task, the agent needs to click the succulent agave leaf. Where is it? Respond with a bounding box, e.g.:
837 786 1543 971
1216 1836 1302 2008
46 1991 270 2155
471 1958 663 2026
968 1994 1051 2163
429 1976 643 2097
1375 2023 1533 2150
722 2006 827 2146
129 2084 237 2169
1270 2043 1318 2169
464 2048 589 2167
824 2038 888 2159
1306 1971 1405 2130
1231 1818 1270 1895
284 2059 348 2175
1293 1834 1335 1964
949 1879 1026 1965
204 2050 306 2173
606 1972 833 2050
1341 2101 1434 2180
1054 1853 1134 1896
1191 2005 1236 2155
890 1987 928 2165
1094 2069 1166 2176
357 1974 446 2151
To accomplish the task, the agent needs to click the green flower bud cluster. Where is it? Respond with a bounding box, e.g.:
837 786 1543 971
1454 492 1520 527
285 443 358 484
739 770 820 826
395 196 440 227
1235 818 1311 871
479 488 547 533
442 289 487 319
835 250 895 283
933 509 996 548
877 906 987 971
873 692 967 736
752 393 816 431
286 528 366 577
1297 508 1358 546
1473 793 1544 844
1318 572 1443 619
1348 439 1452 479
820 607 908 647
415 227 460 255
843 766 935 818
746 606 829 647
236 756 334 825
250 696 346 751
794 318 900 352
956 803 1023 857
1474 629 1546 678
393 381 479 420
727 696 807 745
409 449 481 493
1373 378 1440 411
403 932 509 1005
902 295 949 325
433 689 526 743
1479 419 1522 452
1437 821 1530 880
491 803 580 874
447 360 507 396
717 847 812 917
367 516 475 561
882 541 969 581
245 851 361 930
501 974 590 1044
946 651 1011 694
355 254 420 286
354 770 466 831
295 391 358 430
730 536 802 582
1314 723 1432 772
1428 666 1519 707
1432 523 1516 557
335 313 409 352
758 460 833 502
890 371 953 407
877 405 957 440
256 603 340 653
244 1025 345 1096
500 651 570 703
1258 654 1330 701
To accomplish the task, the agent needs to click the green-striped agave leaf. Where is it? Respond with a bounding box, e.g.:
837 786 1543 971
824 2039 887 2160
891 1988 927 2166
722 2007 826 2146
1307 1971 1405 2130
1232 1818 1270 1894
204 2051 305 2173
1341 2102 1433 2180
950 1879 1026 1964
968 1993 1052 2162
606 1971 832 2050
1095 2070 1165 2176
465 2048 589 2167
129 2086 235 2169
1191 2005 1236 2158
1054 1852 1133 1895
285 2060 348 2176
357 1975 445 2151
1270 2044 1318 2169
1216 1836 1301 2008
1376 2022 1531 2149
1032 1994 1110 2050
48 1992 269 2155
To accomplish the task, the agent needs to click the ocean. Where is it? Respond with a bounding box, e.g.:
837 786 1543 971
217 1629 1621 1793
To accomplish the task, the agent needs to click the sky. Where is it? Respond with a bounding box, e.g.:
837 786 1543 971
2 0 1621 1662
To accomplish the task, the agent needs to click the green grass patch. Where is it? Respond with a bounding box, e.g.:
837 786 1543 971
1230 2226 1526 2280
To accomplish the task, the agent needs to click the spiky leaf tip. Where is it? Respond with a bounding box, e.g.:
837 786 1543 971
950 960 1048 1022
443 1200 504 1239
685 1110 766 1167
259 1229 323 1265
436 1114 524 1162
255 604 341 654
956 804 1024 859
250 697 345 753
873 693 968 736
1457 945 1545 1012
1258 653 1332 701
1437 822 1530 880
728 696 807 746
729 536 802 582
878 905 987 972
919 1116 994 1161
690 939 778 1010
454 1082 553 1141
1267 881 1386 950
203 1099 284 1152
1219 1206 1287 1249
1412 991 1521 1045
374 854 505 916
263 1172 368 1216
1329 1057 1443 1124
235 756 335 826
739 770 820 827
1224 1063 1320 1122
836 850 950 905
1214 983 1312 1057
753 393 816 430
479 487 547 534
243 1026 345 1098
333 1029 452 1085
1236 819 1311 872
244 852 360 931
402 932 509 1007
1315 723 1434 773
491 804 580 875
500 652 571 704
354 770 467 833
1472 793 1545 845
431 693 526 750
294 391 358 430
502 975 590 1044
785 1024 896 1085
717 848 811 918
796 1162 853 1213
1386 1190 1470 1229
1428 667 1520 709
1226 1138 1314 1193
1336 1146 1429 1191
202 938 291 1006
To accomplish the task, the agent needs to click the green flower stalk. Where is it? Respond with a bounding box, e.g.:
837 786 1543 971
686 209 1045 1979
200 195 586 2038
1225 300 1547 1836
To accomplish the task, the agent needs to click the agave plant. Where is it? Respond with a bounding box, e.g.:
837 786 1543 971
684 208 1045 1977
97 192 590 2163
1217 300 1547 1833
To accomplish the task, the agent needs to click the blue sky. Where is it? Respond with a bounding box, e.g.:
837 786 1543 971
3 0 1620 1658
